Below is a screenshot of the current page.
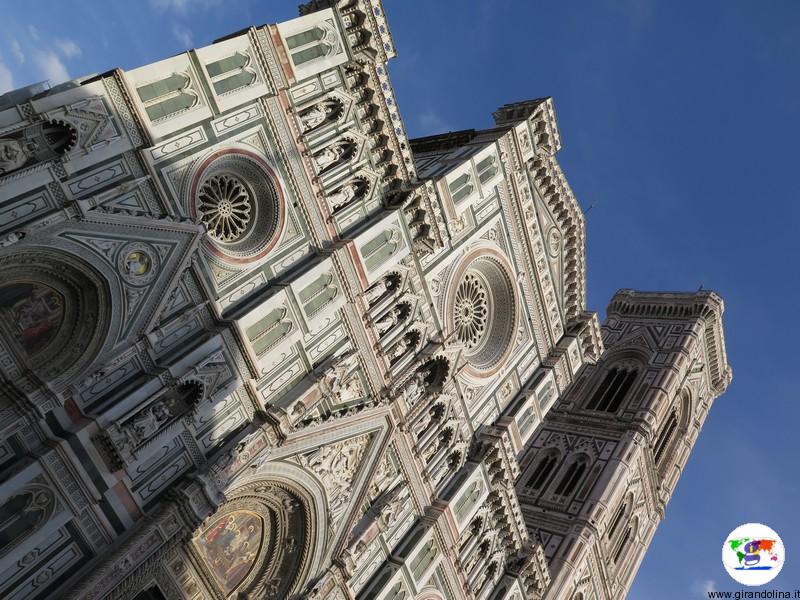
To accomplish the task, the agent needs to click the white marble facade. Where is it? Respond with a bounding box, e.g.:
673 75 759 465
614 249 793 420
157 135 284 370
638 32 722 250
0 1 731 599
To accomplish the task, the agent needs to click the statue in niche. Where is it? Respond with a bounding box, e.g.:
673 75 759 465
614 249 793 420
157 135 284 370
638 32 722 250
105 382 201 458
300 98 342 133
313 140 353 172
328 178 366 211
337 373 364 403
131 401 173 441
0 231 24 248
319 350 359 403
404 363 433 405
386 337 409 362
421 438 439 463
363 277 392 305
0 120 76 176
373 305 403 335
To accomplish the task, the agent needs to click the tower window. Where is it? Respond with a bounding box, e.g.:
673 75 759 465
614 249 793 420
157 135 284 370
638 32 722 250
653 409 678 465
526 451 557 490
607 501 627 539
586 367 637 412
553 456 587 497
612 525 632 563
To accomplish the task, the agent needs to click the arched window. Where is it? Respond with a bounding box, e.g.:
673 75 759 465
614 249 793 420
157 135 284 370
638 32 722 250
0 485 56 556
526 451 558 490
518 406 536 436
363 228 402 272
410 539 438 581
585 367 638 412
453 481 482 522
553 456 588 497
299 272 338 318
476 155 498 184
247 307 292 356
136 73 197 122
449 172 473 203
607 500 627 540
653 408 679 466
612 517 637 564
285 26 333 67
286 27 325 49
205 52 256 95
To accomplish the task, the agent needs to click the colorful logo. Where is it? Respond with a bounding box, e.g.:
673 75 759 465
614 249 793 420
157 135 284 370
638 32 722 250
722 523 785 586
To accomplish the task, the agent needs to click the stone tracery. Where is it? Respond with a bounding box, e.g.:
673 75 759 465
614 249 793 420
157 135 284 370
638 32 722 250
190 149 284 263
447 251 518 376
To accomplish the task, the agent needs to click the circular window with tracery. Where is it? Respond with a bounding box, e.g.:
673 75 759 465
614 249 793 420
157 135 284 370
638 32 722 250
198 174 252 243
190 149 285 264
446 250 517 378
454 272 489 349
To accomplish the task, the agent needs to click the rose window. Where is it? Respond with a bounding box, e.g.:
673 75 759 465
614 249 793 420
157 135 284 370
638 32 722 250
191 151 282 262
448 254 517 375
454 272 489 349
198 174 252 242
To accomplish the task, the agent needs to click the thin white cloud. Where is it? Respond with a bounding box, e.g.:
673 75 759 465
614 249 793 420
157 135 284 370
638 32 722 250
691 579 717 597
27 24 40 41
418 110 450 136
151 0 220 12
34 50 70 85
55 38 82 59
0 59 14 94
173 25 194 49
10 39 24 64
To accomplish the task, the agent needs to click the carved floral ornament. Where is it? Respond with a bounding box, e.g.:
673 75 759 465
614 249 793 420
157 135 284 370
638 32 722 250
189 148 285 264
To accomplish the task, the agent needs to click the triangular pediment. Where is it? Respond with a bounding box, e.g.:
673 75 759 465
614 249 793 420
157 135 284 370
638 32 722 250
59 215 200 344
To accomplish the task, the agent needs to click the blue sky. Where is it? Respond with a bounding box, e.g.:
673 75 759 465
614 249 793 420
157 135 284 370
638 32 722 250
3 0 799 596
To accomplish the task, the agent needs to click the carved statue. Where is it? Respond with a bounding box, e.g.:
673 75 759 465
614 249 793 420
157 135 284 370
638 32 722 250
327 179 362 211
338 374 364 403
386 337 409 362
313 140 351 172
319 350 360 403
0 231 24 248
0 138 32 174
363 278 391 304
130 401 172 441
403 374 424 405
299 98 341 132
421 438 439 463
0 121 76 176
373 305 402 335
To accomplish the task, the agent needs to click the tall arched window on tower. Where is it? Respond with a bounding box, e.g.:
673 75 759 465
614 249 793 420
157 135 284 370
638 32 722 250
653 407 679 466
553 455 588 497
585 366 638 412
607 500 628 541
525 450 559 491
136 73 198 122
611 516 638 565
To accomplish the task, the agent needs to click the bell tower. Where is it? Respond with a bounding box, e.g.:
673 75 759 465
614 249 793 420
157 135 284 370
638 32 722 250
516 290 732 600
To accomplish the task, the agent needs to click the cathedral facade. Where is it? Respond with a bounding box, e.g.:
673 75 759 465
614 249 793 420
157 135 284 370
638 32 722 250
0 1 732 599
